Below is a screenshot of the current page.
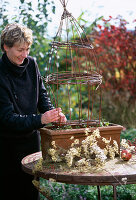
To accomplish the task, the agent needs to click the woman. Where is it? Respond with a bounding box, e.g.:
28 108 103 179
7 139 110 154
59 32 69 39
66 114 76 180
0 23 66 200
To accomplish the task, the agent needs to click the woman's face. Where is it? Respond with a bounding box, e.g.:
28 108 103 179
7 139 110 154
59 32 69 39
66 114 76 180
4 42 30 66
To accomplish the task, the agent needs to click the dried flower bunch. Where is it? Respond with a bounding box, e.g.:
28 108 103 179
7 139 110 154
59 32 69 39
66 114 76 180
121 139 135 152
47 128 119 171
33 131 135 175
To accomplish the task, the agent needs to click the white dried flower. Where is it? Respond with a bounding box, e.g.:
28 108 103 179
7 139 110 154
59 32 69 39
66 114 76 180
102 137 111 144
103 148 108 155
76 158 88 166
122 177 127 184
84 128 89 136
93 128 101 138
74 139 79 144
120 139 135 152
51 141 56 148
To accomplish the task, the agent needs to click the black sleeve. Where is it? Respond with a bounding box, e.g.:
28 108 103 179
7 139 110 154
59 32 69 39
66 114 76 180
0 85 43 133
35 61 54 113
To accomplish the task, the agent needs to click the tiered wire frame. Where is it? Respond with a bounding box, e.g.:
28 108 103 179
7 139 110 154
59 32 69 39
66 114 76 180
43 0 102 128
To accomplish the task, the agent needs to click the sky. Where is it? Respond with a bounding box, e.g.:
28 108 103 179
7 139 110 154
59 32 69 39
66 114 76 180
49 0 136 36
7 0 136 37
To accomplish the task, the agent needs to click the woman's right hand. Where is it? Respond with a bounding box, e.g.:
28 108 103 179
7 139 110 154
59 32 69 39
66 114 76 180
41 108 66 124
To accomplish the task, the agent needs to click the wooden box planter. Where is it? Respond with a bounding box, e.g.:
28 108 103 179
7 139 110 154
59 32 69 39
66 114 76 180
40 124 123 160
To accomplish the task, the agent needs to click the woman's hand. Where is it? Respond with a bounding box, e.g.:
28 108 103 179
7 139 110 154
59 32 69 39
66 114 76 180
41 108 67 124
58 112 67 123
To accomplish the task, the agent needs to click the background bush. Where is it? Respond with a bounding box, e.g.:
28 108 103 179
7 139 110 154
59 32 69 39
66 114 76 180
40 180 136 200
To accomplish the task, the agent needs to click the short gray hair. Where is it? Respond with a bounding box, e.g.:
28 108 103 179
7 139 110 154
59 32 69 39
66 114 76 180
1 23 33 52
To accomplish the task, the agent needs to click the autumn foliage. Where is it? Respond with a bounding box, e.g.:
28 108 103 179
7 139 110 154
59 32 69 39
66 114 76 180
93 16 136 103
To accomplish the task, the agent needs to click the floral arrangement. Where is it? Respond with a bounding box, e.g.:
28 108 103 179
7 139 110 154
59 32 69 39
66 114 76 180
46 128 136 172
121 138 135 152
47 128 120 172
33 128 135 175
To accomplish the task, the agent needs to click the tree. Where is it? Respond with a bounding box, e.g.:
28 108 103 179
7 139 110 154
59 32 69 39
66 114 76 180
90 16 136 127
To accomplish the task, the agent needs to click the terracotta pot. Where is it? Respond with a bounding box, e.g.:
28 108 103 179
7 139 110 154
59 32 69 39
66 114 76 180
40 124 123 160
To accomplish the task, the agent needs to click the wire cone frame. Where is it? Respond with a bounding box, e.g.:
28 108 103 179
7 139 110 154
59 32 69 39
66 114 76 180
43 0 102 128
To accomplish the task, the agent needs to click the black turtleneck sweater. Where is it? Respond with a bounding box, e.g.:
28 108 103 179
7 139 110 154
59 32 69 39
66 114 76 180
0 53 53 138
